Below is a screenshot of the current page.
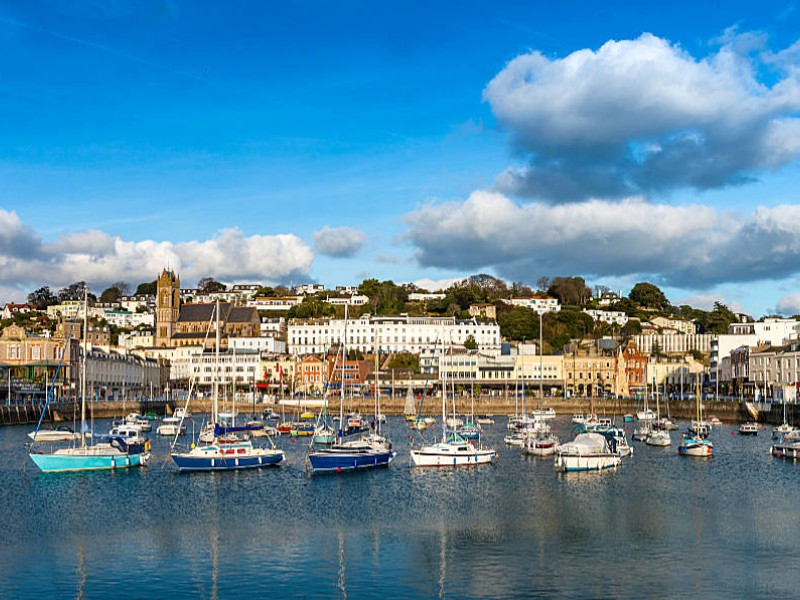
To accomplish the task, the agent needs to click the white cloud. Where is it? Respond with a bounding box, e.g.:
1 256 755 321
405 191 800 289
410 277 462 292
312 225 365 258
483 32 800 201
776 293 800 315
0 210 314 300
675 293 747 314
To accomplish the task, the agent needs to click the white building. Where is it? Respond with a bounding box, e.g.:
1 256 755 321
85 347 165 400
506 297 561 313
260 317 285 337
634 334 713 355
729 318 800 346
229 336 286 354
288 314 501 371
583 309 629 327
326 294 369 306
295 284 325 295
250 296 303 311
119 295 152 313
102 310 155 329
409 292 445 302
118 328 155 350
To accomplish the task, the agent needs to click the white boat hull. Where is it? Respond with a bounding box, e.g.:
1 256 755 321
554 452 620 472
410 443 498 467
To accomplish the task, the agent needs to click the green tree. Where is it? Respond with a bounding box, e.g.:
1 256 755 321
58 281 93 302
197 277 226 293
387 352 419 372
621 319 643 337
288 297 335 319
99 283 127 303
464 335 478 350
547 277 592 306
706 302 737 334
357 278 381 298
629 282 670 311
496 306 537 341
135 280 157 295
27 286 57 310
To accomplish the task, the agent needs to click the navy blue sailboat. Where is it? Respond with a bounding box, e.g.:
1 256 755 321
307 307 395 474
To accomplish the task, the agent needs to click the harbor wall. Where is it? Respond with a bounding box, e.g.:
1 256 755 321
5 396 795 426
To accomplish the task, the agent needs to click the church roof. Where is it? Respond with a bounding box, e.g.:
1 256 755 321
178 303 257 324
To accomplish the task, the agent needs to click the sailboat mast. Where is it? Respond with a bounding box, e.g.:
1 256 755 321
538 310 544 411
340 305 348 437
81 286 88 450
374 322 380 434
213 299 220 424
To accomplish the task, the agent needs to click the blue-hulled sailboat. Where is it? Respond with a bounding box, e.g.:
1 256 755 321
170 300 284 472
307 307 395 473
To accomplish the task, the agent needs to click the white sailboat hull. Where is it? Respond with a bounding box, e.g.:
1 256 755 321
410 443 498 467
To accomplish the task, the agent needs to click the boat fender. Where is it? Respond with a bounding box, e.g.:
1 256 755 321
144 440 152 452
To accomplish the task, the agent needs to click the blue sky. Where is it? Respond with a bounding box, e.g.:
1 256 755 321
2 1 800 317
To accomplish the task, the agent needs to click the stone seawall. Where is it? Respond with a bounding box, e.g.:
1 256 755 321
10 396 792 426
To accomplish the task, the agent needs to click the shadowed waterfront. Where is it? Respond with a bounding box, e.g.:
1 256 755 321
2 416 798 598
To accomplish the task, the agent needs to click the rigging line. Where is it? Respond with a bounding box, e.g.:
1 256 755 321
29 306 81 446
170 307 217 451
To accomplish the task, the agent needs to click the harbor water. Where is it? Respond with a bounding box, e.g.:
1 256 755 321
1 415 798 599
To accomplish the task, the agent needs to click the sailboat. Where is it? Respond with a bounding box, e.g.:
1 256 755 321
633 362 654 441
410 337 498 467
645 376 671 447
312 346 339 447
307 306 396 473
29 287 151 472
404 386 417 422
523 331 560 456
678 376 714 457
170 300 285 471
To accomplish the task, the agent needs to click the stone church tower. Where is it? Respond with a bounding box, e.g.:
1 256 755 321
155 269 180 348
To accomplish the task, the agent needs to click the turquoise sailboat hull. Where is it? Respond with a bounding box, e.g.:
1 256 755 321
29 451 149 473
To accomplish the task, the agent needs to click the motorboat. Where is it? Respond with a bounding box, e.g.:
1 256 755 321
637 409 656 422
738 422 759 436
174 407 191 420
773 422 795 440
771 430 800 459
125 413 152 431
571 414 586 425
623 414 634 423
554 432 621 472
476 415 495 425
531 407 556 420
157 416 186 437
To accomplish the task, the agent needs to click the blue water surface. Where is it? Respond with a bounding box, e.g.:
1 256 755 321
0 416 797 599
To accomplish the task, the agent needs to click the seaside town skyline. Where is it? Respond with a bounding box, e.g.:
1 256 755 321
3 2 800 318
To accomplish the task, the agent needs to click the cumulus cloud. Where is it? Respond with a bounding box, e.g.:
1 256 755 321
312 225 365 258
483 32 800 202
411 277 463 292
0 209 314 299
776 293 800 315
405 191 800 289
676 293 747 314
